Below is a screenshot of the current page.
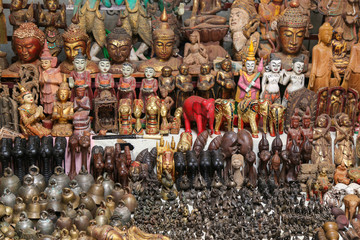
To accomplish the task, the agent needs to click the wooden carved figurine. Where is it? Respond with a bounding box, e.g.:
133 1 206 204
311 114 332 164
334 113 355 167
260 54 283 104
214 99 235 135
308 22 341 93
269 103 285 137
118 99 133 135
216 55 235 99
300 107 313 144
51 78 74 137
334 162 351 185
145 96 161 135
92 146 104 179
8 0 34 31
287 140 301 183
170 107 182 134
160 100 170 135
197 63 215 99
332 27 349 75
183 31 208 74
132 99 144 135
118 62 136 106
17 84 51 138
244 151 257 188
286 108 302 150
79 134 90 171
68 135 79 180
139 67 158 110
73 87 91 136
104 146 116 182
343 30 360 94
258 150 271 178
270 150 281 185
328 87 345 118
231 154 244 189
159 66 175 100
94 58 115 98
157 140 176 181
175 64 193 109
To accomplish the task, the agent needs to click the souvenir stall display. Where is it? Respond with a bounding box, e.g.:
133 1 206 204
3 0 360 238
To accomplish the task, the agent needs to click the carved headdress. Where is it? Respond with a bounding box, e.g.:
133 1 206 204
277 1 308 28
58 76 71 99
153 8 175 41
106 19 132 45
303 106 311 121
13 23 45 46
62 24 90 43
17 83 31 101
292 108 301 122
246 41 256 62
40 41 58 67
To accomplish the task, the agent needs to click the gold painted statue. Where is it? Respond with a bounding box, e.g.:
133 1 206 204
17 84 51 138
51 78 74 137
138 9 182 72
156 138 176 181
160 100 170 135
170 107 182 134
183 0 226 27
216 56 235 99
133 99 144 135
311 114 332 164
177 132 193 152
332 27 349 75
145 96 161 135
175 64 193 109
60 24 99 74
8 0 34 31
334 113 355 167
161 169 178 201
214 99 235 135
197 63 215 99
118 98 133 135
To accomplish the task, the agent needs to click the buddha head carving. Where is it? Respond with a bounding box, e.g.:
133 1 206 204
44 0 59 12
152 9 175 61
276 2 308 55
10 0 27 11
106 23 132 64
13 22 45 64
62 24 91 63
318 22 333 46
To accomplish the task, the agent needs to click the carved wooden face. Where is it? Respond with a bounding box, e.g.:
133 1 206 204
46 0 58 12
64 41 87 63
14 37 43 64
107 39 131 64
279 27 305 55
154 39 174 61
229 8 249 33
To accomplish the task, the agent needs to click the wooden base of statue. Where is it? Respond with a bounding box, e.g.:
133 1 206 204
94 90 118 134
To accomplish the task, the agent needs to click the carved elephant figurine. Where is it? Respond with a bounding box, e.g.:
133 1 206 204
183 96 215 135
214 99 235 135
343 194 360 220
269 103 285 137
237 99 260 138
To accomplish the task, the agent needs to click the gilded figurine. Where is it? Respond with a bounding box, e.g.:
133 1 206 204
308 22 341 93
94 58 115 98
345 90 358 123
175 64 193 109
170 107 182 134
269 103 285 137
156 138 176 181
280 56 305 107
118 99 133 135
332 27 348 75
334 113 355 167
9 23 45 73
138 9 182 72
229 0 260 61
214 99 235 135
329 88 345 118
17 84 51 138
235 42 264 102
343 30 360 94
197 63 215 99
183 31 208 73
317 88 329 116
159 66 175 100
118 62 136 106
260 54 283 104
37 0 66 57
273 1 310 72
160 100 170 135
237 99 261 138
133 99 144 135
51 78 74 137
311 114 332 164
177 132 192 153
146 96 161 135
39 42 63 115
60 24 99 74
216 55 235 99
8 0 34 31
139 67 158 110
105 21 132 74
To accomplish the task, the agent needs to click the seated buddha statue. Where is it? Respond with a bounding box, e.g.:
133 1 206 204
9 22 45 72
183 0 226 27
273 1 309 72
60 24 99 74
51 78 74 137
138 9 182 72
332 27 349 75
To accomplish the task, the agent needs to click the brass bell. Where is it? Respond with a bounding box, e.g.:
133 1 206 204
105 195 116 215
79 193 96 214
38 192 48 212
95 209 109 226
46 196 63 213
13 197 26 224
87 176 104 205
61 188 80 210
26 196 41 219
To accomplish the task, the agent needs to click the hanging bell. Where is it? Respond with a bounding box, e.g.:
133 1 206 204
110 183 125 204
70 224 80 239
87 176 104 205
56 211 72 231
26 196 41 219
36 211 55 235
95 209 109 226
1 188 16 208
105 195 116 215
38 192 48 212
61 188 80 210
49 166 70 190
79 192 96 214
29 165 46 192
75 165 94 192
60 228 72 240
13 197 26 224
0 168 20 195
69 180 82 196
15 212 34 235
18 175 40 204
78 203 93 221
74 210 90 232
46 196 63 213
44 178 62 201
121 187 138 213
102 172 114 197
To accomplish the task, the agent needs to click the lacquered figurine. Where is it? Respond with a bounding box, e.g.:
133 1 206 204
183 96 215 135
334 162 351 185
258 150 271 177
183 31 208 73
237 99 261 138
260 54 283 104
216 56 235 99
286 109 302 150
94 58 115 98
9 23 45 72
334 113 355 167
160 100 170 135
197 63 215 99
280 56 305 107
105 21 132 74
60 24 99 74
231 154 244 189
214 99 235 135
235 43 264 102
159 66 175 100
139 67 158 110
8 0 34 31
69 50 93 104
177 132 193 153
138 10 182 72
39 42 62 115
133 99 144 135
156 140 176 181
51 78 74 137
244 151 257 188
308 22 341 93
332 27 349 75
311 114 332 164
118 62 136 106
118 99 133 135
343 30 360 94
269 103 285 137
175 64 193 109
17 84 51 138
170 107 182 134
37 0 66 57
300 107 313 144
145 96 161 135
73 87 91 135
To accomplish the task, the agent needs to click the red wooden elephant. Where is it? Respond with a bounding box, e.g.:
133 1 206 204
183 96 215 135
